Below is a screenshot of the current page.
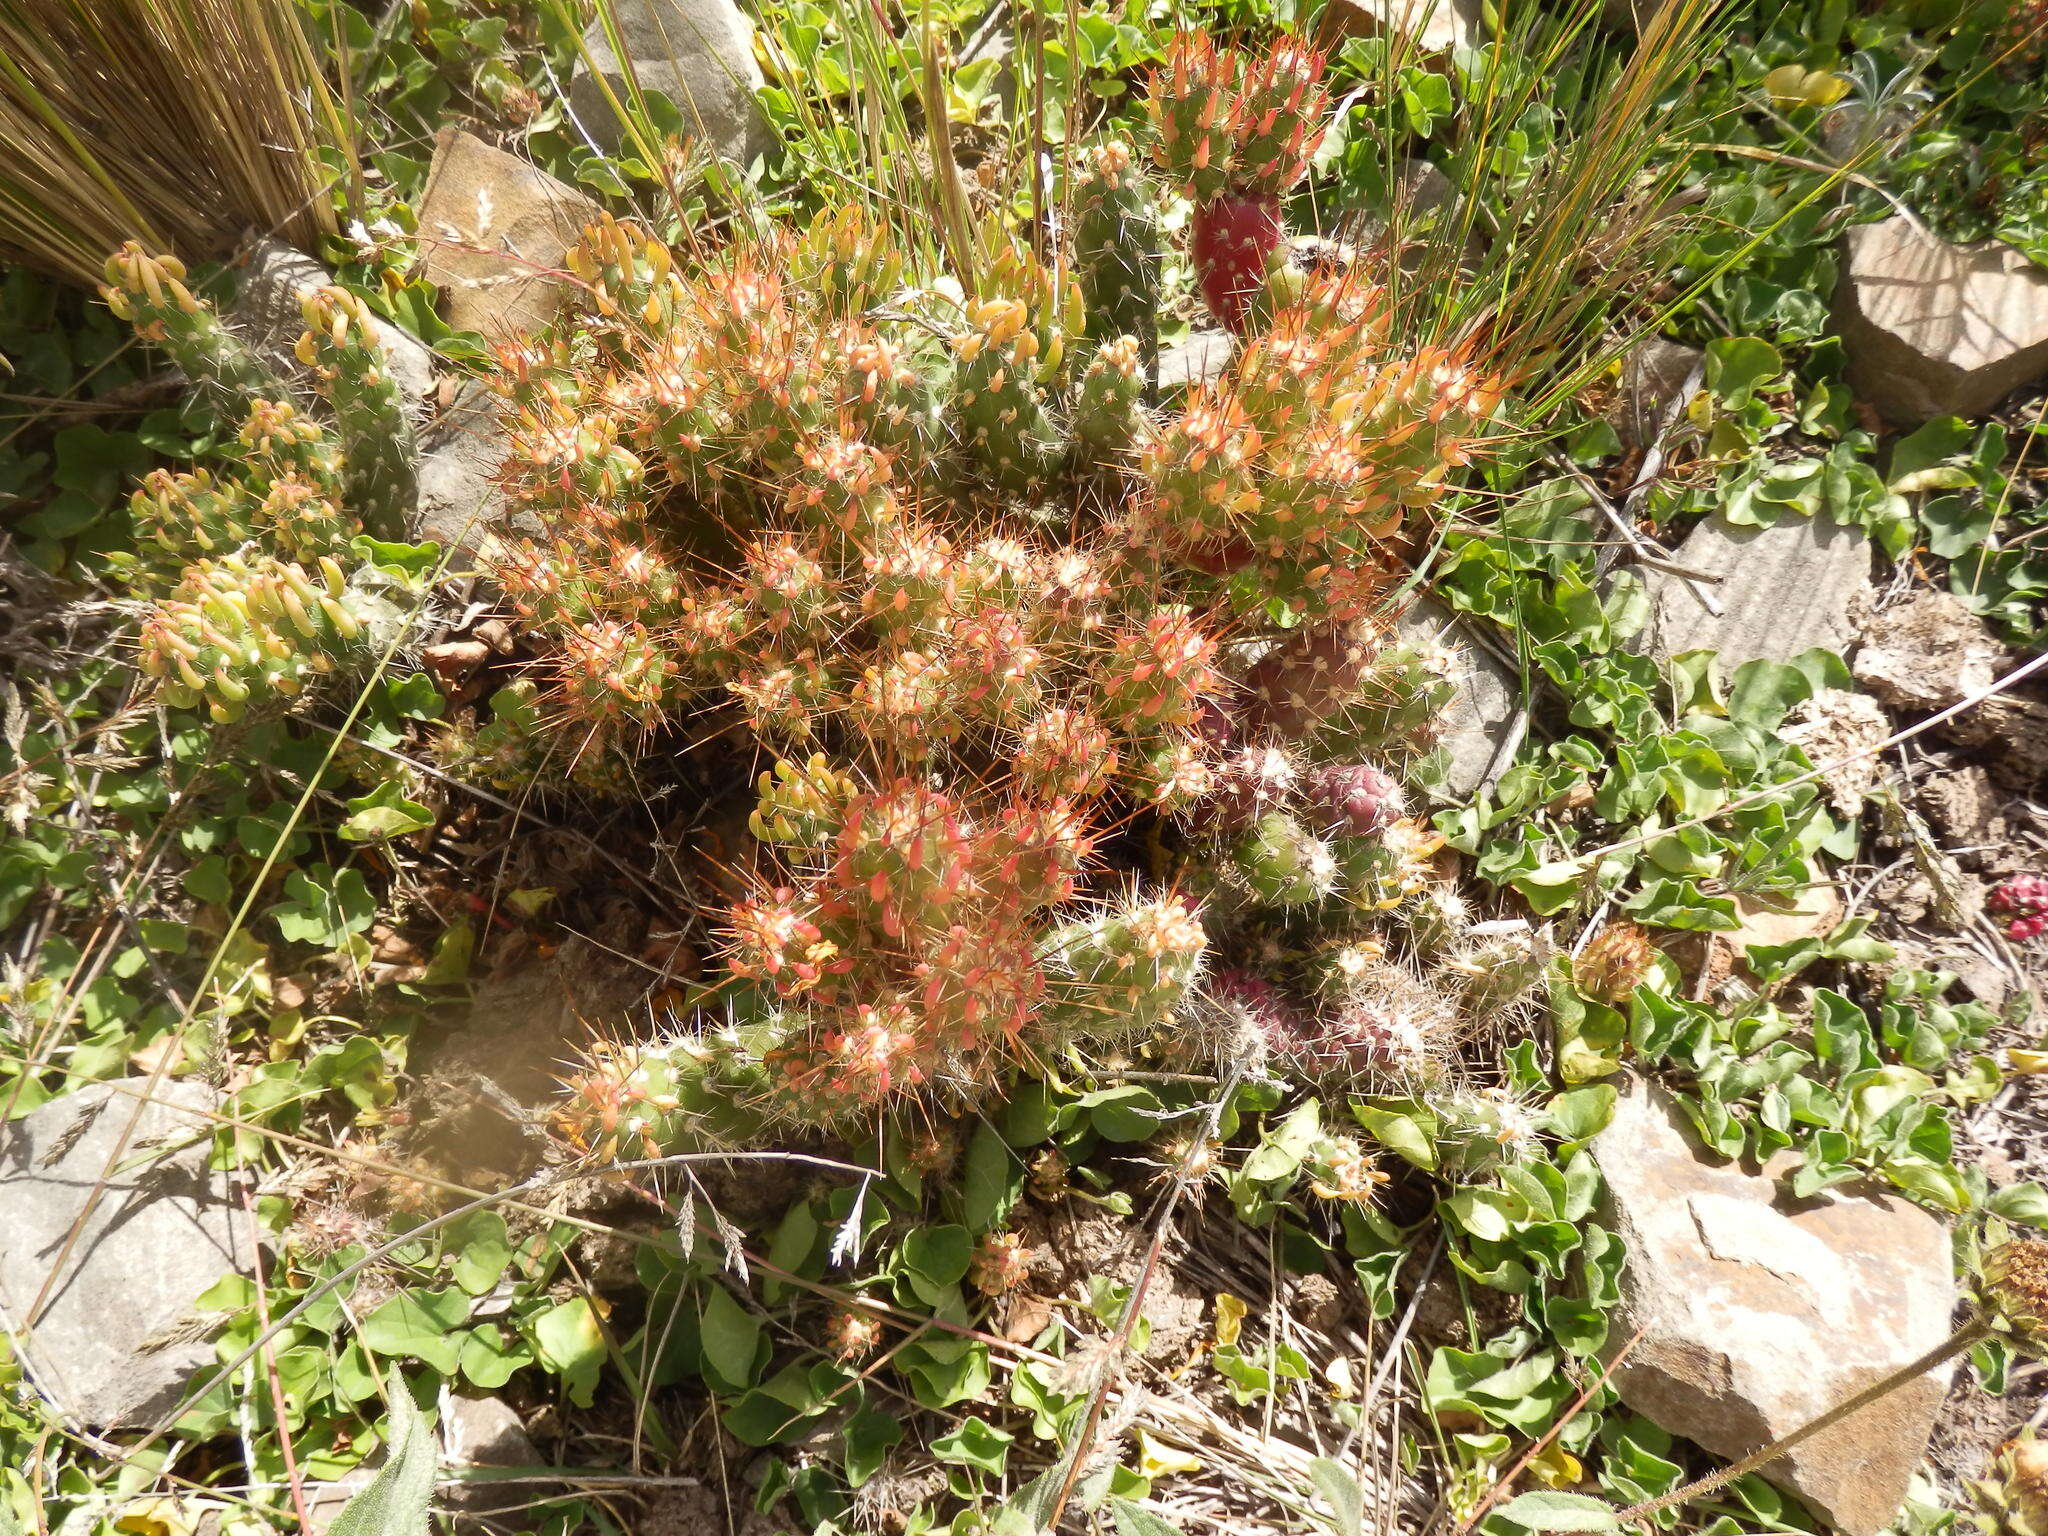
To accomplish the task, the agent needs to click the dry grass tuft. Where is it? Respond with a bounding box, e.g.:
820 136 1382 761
0 0 357 285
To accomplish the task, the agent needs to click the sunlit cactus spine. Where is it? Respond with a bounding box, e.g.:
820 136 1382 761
950 296 1065 493
1039 893 1208 1038
1147 32 1331 334
794 203 905 319
750 754 860 848
1234 810 1338 907
294 285 418 539
563 212 685 339
100 243 278 404
1147 33 1239 205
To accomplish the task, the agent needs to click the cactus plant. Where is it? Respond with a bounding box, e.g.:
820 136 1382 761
293 286 418 539
378 35 1512 1137
1070 140 1163 354
1147 32 1331 334
100 243 278 404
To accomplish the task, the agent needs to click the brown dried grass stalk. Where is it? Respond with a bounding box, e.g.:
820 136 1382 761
0 0 357 285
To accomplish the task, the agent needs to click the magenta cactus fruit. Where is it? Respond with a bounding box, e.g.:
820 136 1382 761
1991 876 2048 942
1304 763 1406 836
1190 192 1287 335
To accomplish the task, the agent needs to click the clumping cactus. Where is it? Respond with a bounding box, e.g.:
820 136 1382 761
1990 876 2048 942
1226 958 1451 1081
1073 336 1147 454
101 244 432 728
1235 810 1339 907
101 243 278 404
1040 894 1209 1039
295 286 417 538
406 33 1511 1139
1303 763 1406 836
136 553 407 723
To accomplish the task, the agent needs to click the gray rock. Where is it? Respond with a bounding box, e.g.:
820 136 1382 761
232 239 434 410
416 381 525 568
1157 330 1234 393
1349 159 1483 271
1395 596 1519 797
1853 589 2005 713
1639 513 1871 670
0 1079 254 1428
1835 218 2048 424
568 0 767 167
1594 1077 1958 1536
417 128 600 339
1608 335 1703 449
444 1393 548 1529
1323 0 1483 54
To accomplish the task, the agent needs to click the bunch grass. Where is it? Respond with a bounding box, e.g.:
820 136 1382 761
0 0 358 286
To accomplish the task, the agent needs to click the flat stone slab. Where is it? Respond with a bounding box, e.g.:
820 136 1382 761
1594 1078 1957 1536
568 0 767 166
1157 330 1234 393
417 128 600 339
1321 0 1483 54
1835 218 2048 424
0 1079 253 1428
417 381 524 568
1638 514 1871 670
1395 596 1518 797
1607 335 1703 449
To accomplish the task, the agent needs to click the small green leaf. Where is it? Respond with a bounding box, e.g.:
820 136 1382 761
324 1370 436 1536
1310 1457 1365 1536
269 864 376 948
359 1287 470 1375
843 1403 903 1487
1988 1182 2048 1227
341 781 434 843
901 1225 974 1288
932 1414 1015 1474
1111 1498 1186 1536
1493 1491 1622 1531
964 1120 1023 1232
1544 1085 1618 1142
699 1285 763 1389
533 1296 607 1405
1705 337 1782 406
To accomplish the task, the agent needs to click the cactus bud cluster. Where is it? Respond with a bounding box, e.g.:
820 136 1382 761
101 246 429 725
136 553 394 722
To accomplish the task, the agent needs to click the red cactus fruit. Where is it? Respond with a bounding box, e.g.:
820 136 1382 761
1197 743 1300 831
1304 763 1405 837
1190 192 1285 334
1991 875 2048 942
